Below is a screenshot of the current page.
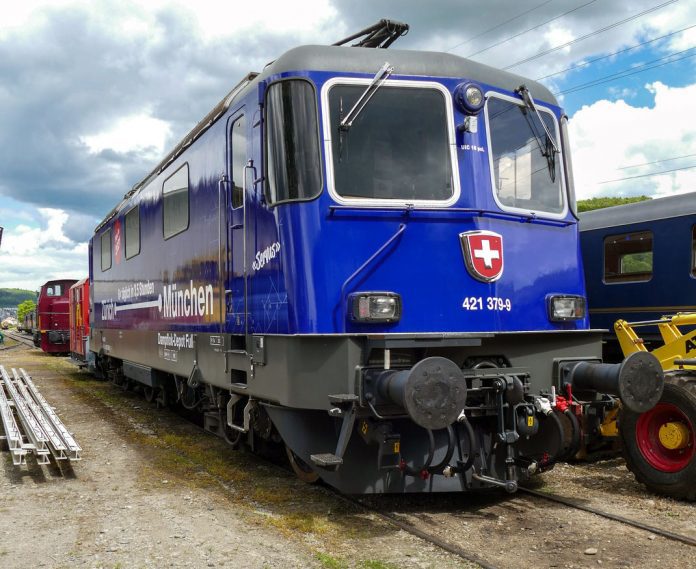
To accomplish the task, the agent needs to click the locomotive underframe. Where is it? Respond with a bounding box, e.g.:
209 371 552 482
91 328 603 492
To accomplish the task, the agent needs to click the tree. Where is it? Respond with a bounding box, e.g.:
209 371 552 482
17 299 36 324
577 196 651 213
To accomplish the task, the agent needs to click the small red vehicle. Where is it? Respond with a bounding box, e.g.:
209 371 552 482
68 278 90 362
36 279 78 353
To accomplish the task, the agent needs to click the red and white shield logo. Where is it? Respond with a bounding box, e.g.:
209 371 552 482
459 231 504 282
113 218 122 265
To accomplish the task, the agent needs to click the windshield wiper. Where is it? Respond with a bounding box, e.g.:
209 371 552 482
515 84 559 182
339 61 394 131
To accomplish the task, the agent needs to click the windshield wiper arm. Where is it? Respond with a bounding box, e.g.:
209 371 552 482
339 62 394 131
515 84 559 154
515 84 560 182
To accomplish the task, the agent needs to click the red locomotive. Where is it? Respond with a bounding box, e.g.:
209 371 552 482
68 279 90 362
36 279 78 353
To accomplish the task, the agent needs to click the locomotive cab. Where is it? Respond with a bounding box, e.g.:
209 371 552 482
36 278 78 354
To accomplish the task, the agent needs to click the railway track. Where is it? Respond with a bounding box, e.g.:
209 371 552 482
0 330 36 349
11 344 693 569
344 485 696 569
174 414 696 568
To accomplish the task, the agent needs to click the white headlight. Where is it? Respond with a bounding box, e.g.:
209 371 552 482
548 295 586 321
465 86 483 108
349 293 402 323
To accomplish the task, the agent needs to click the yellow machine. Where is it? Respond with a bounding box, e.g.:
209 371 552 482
609 314 696 501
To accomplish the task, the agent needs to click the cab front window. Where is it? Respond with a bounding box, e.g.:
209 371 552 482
486 95 565 216
325 81 458 205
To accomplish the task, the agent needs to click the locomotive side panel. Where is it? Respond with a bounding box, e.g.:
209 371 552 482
69 278 90 361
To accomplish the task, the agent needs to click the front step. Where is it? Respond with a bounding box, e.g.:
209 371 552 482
310 453 343 469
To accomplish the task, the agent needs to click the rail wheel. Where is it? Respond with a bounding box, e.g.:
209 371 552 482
143 386 156 404
285 445 319 484
620 377 696 501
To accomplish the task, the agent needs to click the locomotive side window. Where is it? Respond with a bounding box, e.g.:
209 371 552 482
101 229 112 271
604 231 653 283
486 95 565 216
231 115 246 209
327 84 453 203
163 163 189 239
125 205 140 259
265 80 321 205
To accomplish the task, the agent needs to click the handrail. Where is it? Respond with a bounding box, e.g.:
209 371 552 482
339 223 406 331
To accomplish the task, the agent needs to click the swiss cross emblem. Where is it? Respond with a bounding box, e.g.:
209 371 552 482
459 230 504 282
113 218 122 265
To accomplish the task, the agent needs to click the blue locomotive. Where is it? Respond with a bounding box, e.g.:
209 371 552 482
89 21 663 493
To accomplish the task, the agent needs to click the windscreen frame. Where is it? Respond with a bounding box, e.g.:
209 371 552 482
321 77 461 208
484 91 569 220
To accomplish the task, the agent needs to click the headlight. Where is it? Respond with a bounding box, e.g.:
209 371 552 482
454 82 485 114
547 295 586 321
349 292 402 323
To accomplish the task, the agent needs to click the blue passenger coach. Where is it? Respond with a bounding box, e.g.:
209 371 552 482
581 193 696 347
89 23 662 493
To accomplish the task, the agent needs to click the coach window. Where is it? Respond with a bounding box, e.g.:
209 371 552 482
604 231 653 283
231 115 246 209
101 229 112 271
163 163 189 239
265 80 321 205
125 205 140 259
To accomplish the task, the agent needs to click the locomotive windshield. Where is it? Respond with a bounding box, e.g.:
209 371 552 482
486 96 565 215
327 83 454 202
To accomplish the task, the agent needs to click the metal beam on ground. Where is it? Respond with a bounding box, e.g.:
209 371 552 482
19 368 82 460
1 366 51 464
0 365 27 465
12 368 69 460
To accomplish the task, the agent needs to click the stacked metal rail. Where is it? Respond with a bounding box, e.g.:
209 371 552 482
0 365 81 465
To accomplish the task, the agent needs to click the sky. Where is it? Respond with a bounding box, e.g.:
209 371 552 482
0 0 694 290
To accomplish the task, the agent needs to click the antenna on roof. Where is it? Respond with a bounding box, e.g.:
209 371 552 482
333 19 409 49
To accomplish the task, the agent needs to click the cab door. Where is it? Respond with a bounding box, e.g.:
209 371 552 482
228 112 248 335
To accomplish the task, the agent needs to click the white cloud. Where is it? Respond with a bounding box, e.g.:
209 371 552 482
0 208 87 289
0 0 337 40
81 113 171 154
568 81 696 200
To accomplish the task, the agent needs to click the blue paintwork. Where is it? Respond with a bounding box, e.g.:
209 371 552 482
90 66 587 336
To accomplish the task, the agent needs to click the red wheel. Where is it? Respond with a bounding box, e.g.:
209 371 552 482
621 380 696 501
635 402 694 472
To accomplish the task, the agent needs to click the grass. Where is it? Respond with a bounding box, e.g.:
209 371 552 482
316 552 347 568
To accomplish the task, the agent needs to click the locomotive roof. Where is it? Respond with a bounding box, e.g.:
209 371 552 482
579 192 696 231
258 45 556 103
96 45 557 232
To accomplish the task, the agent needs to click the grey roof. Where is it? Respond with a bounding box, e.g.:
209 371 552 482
257 45 556 103
579 192 696 232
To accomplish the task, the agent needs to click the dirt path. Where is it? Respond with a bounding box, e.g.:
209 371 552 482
0 346 473 569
